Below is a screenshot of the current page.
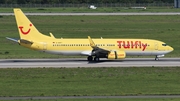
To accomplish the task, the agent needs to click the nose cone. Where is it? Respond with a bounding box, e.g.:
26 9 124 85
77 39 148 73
168 46 174 52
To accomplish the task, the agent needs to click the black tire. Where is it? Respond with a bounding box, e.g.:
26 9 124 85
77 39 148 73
155 57 159 61
94 57 100 62
87 56 93 61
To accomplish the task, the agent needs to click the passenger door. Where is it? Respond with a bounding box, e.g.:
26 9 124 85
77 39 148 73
154 42 158 50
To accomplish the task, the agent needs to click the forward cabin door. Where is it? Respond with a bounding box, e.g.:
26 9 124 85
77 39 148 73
154 42 158 50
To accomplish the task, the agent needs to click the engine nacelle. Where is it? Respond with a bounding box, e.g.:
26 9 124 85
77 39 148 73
108 51 126 59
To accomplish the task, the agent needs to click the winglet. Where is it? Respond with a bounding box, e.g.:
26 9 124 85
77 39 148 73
88 36 96 48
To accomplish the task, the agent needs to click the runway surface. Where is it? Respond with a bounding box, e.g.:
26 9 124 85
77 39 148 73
1 12 180 16
0 58 179 68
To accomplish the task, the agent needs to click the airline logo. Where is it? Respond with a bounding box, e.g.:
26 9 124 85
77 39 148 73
19 24 32 35
117 41 147 51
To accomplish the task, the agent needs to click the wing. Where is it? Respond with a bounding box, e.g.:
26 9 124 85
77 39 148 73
88 36 110 56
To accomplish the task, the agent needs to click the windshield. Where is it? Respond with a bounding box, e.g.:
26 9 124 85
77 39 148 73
162 43 167 46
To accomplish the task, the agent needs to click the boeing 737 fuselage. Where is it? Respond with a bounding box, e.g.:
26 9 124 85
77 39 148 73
6 8 174 61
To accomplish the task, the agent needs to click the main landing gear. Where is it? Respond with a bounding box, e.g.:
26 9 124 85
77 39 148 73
87 56 100 62
87 56 93 61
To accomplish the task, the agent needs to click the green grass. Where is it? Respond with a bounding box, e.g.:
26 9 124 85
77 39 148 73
0 67 179 97
0 15 179 58
1 7 180 13
10 98 180 101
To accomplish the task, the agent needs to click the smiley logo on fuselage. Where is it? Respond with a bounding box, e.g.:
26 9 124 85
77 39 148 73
19 24 32 35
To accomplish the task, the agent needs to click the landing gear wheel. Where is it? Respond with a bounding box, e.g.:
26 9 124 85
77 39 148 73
94 57 100 62
155 56 159 61
87 56 93 61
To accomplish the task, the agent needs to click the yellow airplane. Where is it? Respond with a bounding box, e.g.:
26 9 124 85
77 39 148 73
6 8 173 61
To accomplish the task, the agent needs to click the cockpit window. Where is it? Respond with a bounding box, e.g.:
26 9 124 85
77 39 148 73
162 44 167 46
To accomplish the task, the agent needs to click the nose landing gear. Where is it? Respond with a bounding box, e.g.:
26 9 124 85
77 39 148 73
155 56 159 61
155 55 165 61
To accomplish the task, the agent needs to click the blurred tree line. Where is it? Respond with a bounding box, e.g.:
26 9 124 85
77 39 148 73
0 0 173 4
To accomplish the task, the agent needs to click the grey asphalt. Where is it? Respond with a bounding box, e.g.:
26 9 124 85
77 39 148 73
1 12 180 16
0 58 179 68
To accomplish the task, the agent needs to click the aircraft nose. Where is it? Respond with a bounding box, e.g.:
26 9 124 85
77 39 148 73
168 46 174 52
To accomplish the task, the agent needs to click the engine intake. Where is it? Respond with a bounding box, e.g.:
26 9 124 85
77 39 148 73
108 51 126 59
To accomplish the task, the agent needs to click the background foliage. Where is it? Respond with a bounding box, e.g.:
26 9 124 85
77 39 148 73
0 0 174 4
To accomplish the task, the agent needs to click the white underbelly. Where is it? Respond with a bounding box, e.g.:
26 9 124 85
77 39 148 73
41 50 169 56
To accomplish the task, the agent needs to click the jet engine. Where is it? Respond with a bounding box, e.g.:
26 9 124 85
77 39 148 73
107 51 126 59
